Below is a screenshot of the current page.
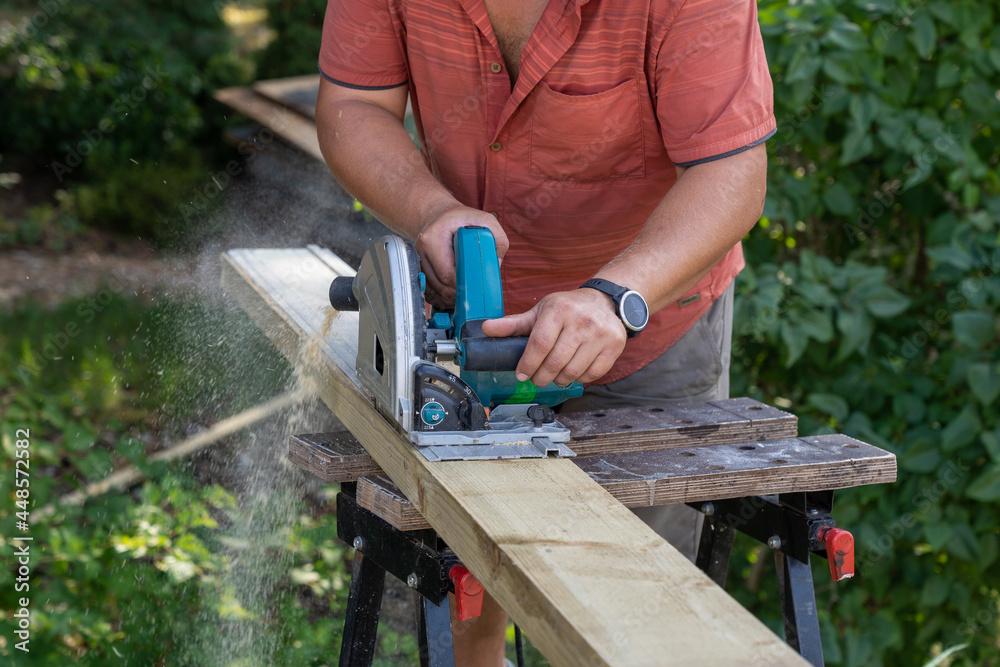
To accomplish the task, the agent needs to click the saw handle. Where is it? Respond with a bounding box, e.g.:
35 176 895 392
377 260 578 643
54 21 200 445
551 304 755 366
462 336 529 372
459 320 528 372
329 276 359 311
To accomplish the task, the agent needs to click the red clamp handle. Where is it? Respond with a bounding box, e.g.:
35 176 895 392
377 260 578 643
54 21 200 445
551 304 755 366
817 527 855 581
449 565 485 621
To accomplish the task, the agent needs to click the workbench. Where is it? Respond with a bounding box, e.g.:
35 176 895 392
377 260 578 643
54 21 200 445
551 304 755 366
222 246 897 666
289 400 894 666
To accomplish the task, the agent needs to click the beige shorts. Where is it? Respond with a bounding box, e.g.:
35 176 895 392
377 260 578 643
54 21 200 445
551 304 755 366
559 281 735 560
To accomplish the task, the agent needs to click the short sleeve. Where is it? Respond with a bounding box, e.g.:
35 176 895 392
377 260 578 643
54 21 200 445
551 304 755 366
319 0 408 90
654 0 775 166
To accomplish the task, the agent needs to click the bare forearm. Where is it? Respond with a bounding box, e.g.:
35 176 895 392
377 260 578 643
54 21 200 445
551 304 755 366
597 144 768 312
316 79 507 304
317 97 460 239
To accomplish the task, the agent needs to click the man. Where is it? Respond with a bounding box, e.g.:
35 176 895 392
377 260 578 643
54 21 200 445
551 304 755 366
316 0 774 663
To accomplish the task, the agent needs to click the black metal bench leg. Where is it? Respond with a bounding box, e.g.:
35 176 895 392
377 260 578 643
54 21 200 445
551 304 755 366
775 552 824 666
418 596 456 667
339 552 387 667
695 514 735 587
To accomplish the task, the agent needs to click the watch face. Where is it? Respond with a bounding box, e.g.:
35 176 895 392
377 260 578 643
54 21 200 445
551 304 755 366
621 292 649 330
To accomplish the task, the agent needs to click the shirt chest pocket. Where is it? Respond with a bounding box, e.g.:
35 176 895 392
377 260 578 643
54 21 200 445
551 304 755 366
528 78 646 183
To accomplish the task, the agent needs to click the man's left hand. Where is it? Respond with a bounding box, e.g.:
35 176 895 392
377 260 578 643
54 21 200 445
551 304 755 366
481 289 627 387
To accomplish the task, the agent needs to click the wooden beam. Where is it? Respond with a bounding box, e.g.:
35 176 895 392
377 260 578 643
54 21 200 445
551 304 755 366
213 86 325 161
557 398 796 456
345 434 896 531
357 475 430 531
252 74 321 119
222 247 808 666
581 433 896 508
288 432 383 482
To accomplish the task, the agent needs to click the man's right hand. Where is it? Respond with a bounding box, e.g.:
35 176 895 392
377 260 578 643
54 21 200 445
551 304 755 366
415 205 509 308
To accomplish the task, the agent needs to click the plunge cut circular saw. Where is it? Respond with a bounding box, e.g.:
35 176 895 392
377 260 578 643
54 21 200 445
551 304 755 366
329 226 583 462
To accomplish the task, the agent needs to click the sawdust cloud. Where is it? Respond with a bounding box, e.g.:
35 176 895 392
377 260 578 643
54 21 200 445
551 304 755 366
147 144 360 665
182 342 333 667
148 274 340 666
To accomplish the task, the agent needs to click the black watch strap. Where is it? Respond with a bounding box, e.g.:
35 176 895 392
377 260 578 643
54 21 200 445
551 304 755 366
579 278 628 301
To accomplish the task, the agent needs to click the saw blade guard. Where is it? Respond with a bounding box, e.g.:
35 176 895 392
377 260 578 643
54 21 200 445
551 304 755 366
352 235 426 432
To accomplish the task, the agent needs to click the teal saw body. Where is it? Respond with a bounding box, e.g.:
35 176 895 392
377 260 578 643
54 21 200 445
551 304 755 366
450 226 583 409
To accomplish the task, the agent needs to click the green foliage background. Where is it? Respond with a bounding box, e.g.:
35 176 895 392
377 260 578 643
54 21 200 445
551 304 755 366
0 0 249 246
254 0 327 79
1 0 998 664
728 0 1000 664
0 296 419 664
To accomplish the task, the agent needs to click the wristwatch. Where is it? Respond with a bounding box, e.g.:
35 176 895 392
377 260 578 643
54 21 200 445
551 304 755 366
579 278 649 338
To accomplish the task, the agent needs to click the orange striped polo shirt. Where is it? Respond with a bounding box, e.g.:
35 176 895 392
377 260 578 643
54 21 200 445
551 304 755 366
319 0 775 384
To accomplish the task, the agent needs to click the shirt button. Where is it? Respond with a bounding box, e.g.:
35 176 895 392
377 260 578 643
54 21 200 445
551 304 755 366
490 62 502 73
489 211 499 218
490 142 502 152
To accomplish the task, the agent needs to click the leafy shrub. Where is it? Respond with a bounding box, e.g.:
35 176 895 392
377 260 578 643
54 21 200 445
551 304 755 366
731 0 1000 664
254 0 327 79
0 190 81 251
70 144 226 247
0 295 352 665
0 0 243 162
0 0 250 246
